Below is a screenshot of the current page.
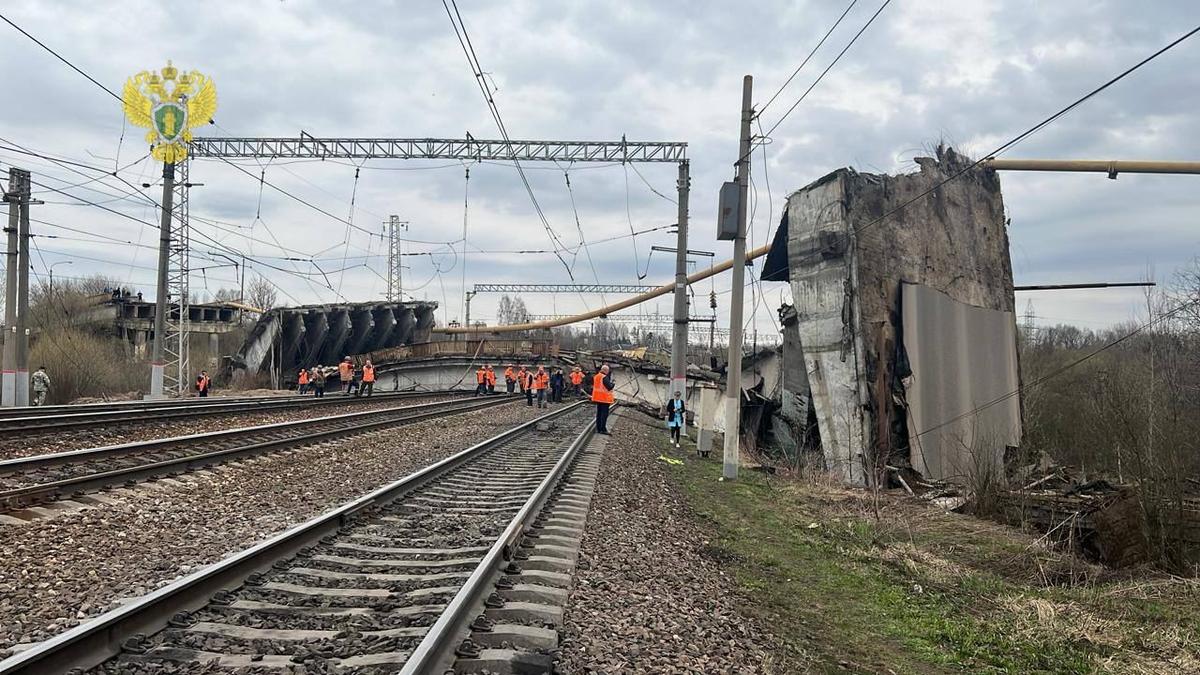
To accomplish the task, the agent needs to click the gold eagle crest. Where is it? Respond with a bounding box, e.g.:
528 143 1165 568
123 61 217 164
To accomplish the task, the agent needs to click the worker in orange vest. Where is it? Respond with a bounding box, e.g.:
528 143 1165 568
485 365 497 394
361 360 376 397
517 365 529 395
475 365 487 397
195 370 212 398
591 364 614 434
339 357 357 396
504 365 516 394
297 368 309 395
569 366 584 398
532 365 550 409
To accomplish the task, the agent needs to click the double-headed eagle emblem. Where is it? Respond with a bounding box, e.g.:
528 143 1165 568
123 61 217 164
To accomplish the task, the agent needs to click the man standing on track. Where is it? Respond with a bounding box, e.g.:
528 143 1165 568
475 365 488 396
550 367 565 403
569 366 583 398
485 364 497 394
504 364 516 393
533 365 550 409
311 367 326 397
361 360 376 397
339 357 357 396
297 368 309 395
523 367 535 406
591 364 614 434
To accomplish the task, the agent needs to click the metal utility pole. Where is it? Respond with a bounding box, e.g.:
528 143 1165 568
722 75 753 481
670 160 691 399
14 174 32 407
386 215 408 302
2 168 28 408
149 162 175 399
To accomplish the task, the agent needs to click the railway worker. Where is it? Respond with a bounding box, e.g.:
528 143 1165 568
517 365 529 395
196 370 212 398
339 357 357 396
532 365 550 409
485 364 497 394
504 364 516 393
549 368 565 403
591 364 614 435
475 365 487 397
30 366 51 407
297 368 309 395
522 367 534 406
311 367 326 398
361 360 376 397
665 390 686 448
569 366 584 398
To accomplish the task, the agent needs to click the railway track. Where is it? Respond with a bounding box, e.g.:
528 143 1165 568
0 402 601 674
0 389 467 435
0 395 517 512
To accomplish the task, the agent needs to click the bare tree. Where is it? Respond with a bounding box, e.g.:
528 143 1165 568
496 294 528 325
247 275 278 311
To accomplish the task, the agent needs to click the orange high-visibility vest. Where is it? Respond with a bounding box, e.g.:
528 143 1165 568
298 370 309 385
591 372 614 404
362 365 375 383
533 371 549 390
518 370 528 390
504 367 515 382
569 371 583 386
339 362 353 381
476 368 486 384
485 369 496 385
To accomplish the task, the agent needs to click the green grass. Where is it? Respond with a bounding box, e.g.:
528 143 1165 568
655 435 1199 674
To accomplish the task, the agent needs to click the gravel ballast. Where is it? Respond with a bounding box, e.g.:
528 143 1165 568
0 399 550 655
0 393 461 460
557 410 784 673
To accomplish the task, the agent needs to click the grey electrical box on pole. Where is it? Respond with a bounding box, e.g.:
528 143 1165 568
148 162 175 400
670 160 691 404
716 181 740 240
722 75 754 481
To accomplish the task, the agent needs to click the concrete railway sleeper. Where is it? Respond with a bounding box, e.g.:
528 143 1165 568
0 402 596 674
0 395 518 512
0 389 471 435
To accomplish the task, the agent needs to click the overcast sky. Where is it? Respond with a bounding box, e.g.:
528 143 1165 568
1 0 1198 337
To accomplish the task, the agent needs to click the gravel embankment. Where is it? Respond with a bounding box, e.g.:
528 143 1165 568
0 394 461 460
557 411 784 674
0 400 549 655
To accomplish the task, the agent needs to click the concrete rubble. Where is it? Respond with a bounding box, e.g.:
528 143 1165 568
761 146 1022 486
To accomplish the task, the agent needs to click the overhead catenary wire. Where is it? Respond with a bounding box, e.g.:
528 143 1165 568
757 0 860 117
441 0 575 278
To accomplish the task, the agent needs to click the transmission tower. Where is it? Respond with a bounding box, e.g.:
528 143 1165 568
386 215 407 302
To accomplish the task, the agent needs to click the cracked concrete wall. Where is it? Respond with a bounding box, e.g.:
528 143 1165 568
785 147 1016 485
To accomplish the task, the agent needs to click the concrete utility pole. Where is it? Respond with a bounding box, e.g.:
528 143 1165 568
15 173 32 407
722 75 753 481
2 168 27 407
149 162 176 399
463 290 477 329
669 160 691 400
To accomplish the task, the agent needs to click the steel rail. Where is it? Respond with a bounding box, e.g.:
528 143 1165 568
0 389 466 431
0 396 517 511
401 404 598 673
0 401 587 675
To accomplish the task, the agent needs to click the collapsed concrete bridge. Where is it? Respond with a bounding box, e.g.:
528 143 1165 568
233 301 437 376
